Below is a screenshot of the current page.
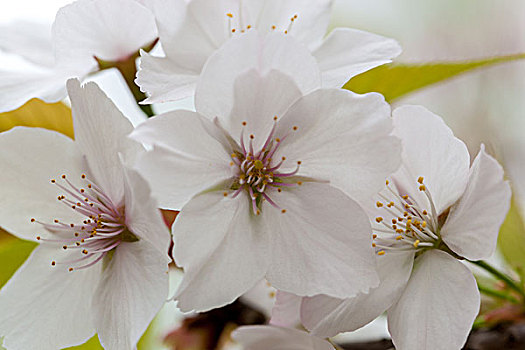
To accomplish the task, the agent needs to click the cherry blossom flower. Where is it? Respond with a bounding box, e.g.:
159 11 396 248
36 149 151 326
0 0 157 112
137 0 401 103
130 32 401 312
0 79 171 350
294 106 511 350
232 325 335 350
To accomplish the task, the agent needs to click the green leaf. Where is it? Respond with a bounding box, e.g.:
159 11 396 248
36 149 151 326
344 53 525 102
497 199 525 270
0 238 37 288
0 98 73 138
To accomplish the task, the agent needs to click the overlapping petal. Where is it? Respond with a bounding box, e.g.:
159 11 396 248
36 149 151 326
301 250 414 337
0 20 54 67
67 79 144 204
0 67 80 113
223 69 303 150
93 240 169 350
0 127 85 241
264 182 379 299
274 89 400 204
123 166 171 255
0 245 100 350
441 146 511 260
312 28 402 88
131 110 234 209
270 291 302 328
388 250 480 350
195 31 320 120
53 0 157 68
391 105 470 215
173 191 269 312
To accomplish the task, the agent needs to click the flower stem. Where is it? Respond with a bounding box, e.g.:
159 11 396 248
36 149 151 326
477 283 520 304
469 260 525 298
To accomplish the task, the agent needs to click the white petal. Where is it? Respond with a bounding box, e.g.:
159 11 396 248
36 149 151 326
0 245 100 350
232 325 335 350
275 89 400 205
270 291 302 328
173 191 269 312
222 69 303 151
136 52 198 104
441 145 511 260
0 67 77 113
301 251 414 337
264 182 379 299
93 240 169 350
313 28 402 88
123 166 172 256
0 20 54 67
0 127 85 241
243 0 333 49
67 79 144 204
131 110 234 209
392 105 470 215
196 31 320 120
53 0 157 68
388 250 480 350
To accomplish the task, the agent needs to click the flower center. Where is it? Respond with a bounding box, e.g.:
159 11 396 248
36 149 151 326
226 118 301 215
372 177 442 256
31 174 137 271
226 12 298 36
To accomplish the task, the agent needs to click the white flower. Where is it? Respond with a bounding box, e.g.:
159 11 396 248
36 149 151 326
232 325 335 350
292 106 511 350
0 79 171 350
130 33 401 312
0 0 157 112
137 0 401 103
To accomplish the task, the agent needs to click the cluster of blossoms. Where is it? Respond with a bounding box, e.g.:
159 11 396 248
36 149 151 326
0 0 511 349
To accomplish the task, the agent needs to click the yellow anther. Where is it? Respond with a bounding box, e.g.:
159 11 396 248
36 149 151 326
232 29 236 33
276 138 281 142
422 210 428 215
377 251 386 256
81 174 86 179
387 202 394 207
413 240 420 248
392 219 397 224
271 25 276 30
51 261 56 266
402 195 409 200
274 115 278 121
254 160 264 170
396 228 404 233
372 234 377 239
386 179 390 185
69 268 74 272
277 188 282 192
376 201 383 207
247 25 252 29
269 291 276 298
297 181 303 186
422 221 427 228
293 126 298 131
392 224 397 229
372 243 376 247
375 217 383 223
51 179 56 183
281 209 287 214
419 185 426 191
404 203 411 209
226 13 233 18
223 192 228 197
31 218 35 222
396 235 403 240
242 121 247 126
249 134 255 139
61 175 66 179
418 176 424 184
36 236 41 240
